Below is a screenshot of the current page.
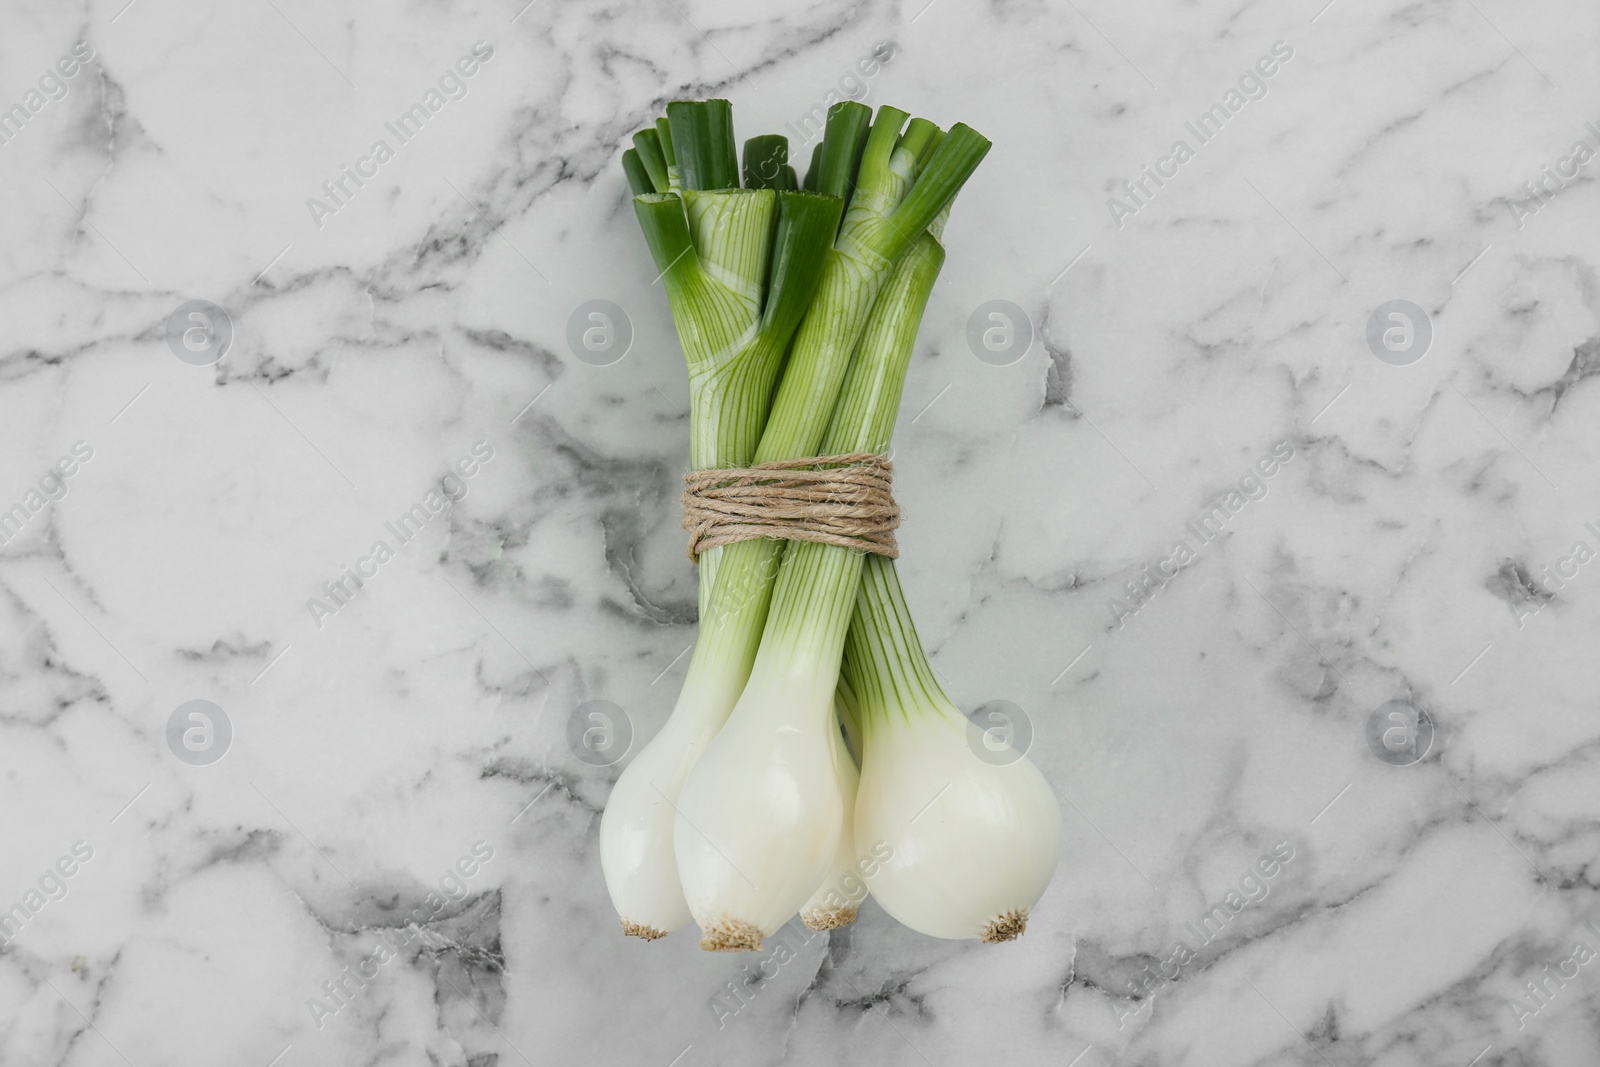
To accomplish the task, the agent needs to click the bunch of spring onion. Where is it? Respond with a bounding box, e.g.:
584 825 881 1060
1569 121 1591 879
598 98 1061 951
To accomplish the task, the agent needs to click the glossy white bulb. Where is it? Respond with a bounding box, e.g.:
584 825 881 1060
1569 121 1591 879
674 665 842 950
800 720 862 930
598 714 703 940
854 700 1061 942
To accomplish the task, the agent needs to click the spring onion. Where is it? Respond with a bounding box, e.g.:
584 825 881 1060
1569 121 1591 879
605 101 987 943
600 103 842 939
602 94 1059 952
675 220 955 950
843 555 1063 941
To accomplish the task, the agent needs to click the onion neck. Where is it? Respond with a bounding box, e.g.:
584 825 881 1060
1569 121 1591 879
841 554 955 731
748 542 864 717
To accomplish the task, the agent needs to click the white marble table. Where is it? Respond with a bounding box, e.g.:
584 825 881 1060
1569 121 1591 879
3 1 1598 1064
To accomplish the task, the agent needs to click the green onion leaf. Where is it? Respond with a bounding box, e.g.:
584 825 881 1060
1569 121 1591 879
743 135 789 191
655 116 676 168
895 117 939 167
669 99 740 191
632 129 670 193
815 101 872 200
758 191 845 345
889 122 991 239
851 106 909 205
631 193 698 286
915 127 944 174
622 148 654 197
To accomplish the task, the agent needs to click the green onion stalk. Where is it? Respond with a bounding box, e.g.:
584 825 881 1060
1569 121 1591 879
674 216 957 951
600 101 840 939
604 101 990 944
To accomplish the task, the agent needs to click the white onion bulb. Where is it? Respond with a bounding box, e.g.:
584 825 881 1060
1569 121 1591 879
674 664 842 950
799 715 863 930
598 718 698 939
600 651 755 940
854 697 1061 942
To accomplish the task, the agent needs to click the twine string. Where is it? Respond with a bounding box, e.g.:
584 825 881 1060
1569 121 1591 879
681 452 900 562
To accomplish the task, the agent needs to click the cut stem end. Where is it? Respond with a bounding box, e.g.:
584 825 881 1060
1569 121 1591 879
981 909 1028 943
801 906 858 931
699 918 764 952
621 919 670 941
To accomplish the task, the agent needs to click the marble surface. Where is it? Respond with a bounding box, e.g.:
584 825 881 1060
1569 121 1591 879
3 0 1599 1064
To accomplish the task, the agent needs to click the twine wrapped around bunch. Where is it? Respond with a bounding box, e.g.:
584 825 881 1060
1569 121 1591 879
680 453 900 562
